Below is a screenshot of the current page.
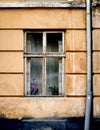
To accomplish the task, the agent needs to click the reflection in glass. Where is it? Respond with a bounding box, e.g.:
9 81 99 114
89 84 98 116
27 33 42 52
27 58 42 95
46 58 62 96
47 33 62 52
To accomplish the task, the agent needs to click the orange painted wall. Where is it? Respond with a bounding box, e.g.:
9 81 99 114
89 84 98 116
0 3 100 118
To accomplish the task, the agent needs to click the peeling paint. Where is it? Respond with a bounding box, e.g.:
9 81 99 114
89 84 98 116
0 1 86 8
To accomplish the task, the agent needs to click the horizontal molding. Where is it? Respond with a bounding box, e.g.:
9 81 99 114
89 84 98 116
0 50 23 52
0 1 86 8
65 51 87 52
65 73 87 75
0 72 23 74
0 28 86 30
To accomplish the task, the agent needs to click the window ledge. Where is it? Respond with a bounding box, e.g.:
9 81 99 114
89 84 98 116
0 1 86 8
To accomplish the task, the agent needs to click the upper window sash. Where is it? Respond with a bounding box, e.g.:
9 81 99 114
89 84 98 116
24 31 65 54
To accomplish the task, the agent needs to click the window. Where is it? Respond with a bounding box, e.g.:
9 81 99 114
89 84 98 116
24 31 65 96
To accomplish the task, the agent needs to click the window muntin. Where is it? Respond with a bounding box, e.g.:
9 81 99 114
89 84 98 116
25 31 65 96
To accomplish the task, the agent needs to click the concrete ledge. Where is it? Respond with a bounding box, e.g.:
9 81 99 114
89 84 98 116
0 1 86 8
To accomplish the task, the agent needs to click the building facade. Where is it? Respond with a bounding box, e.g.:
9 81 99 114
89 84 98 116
0 0 100 129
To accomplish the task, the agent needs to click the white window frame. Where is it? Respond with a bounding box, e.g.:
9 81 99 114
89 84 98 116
24 31 65 96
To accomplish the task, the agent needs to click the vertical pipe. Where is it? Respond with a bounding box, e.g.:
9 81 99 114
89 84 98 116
84 0 92 130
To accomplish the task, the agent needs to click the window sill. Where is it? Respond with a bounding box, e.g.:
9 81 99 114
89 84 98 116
25 95 65 97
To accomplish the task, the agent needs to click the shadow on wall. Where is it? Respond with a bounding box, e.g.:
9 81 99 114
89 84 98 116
0 117 84 130
0 117 100 130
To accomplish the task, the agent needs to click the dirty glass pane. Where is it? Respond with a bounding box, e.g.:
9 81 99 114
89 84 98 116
46 58 62 96
46 33 62 52
27 58 42 95
27 33 42 52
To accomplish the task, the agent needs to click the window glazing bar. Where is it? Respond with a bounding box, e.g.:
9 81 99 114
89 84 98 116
42 32 46 95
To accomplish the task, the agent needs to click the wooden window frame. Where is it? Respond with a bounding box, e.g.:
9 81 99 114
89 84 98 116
24 31 65 97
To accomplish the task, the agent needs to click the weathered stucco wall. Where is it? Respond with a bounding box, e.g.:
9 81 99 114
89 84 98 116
92 6 100 117
0 9 85 29
0 98 85 118
0 8 86 118
0 1 100 119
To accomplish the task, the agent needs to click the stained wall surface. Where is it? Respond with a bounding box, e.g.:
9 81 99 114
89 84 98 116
0 0 99 119
93 6 100 117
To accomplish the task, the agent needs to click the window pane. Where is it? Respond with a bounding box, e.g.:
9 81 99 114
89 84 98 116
46 58 62 96
46 33 62 52
27 33 42 52
27 58 42 95
25 31 64 97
